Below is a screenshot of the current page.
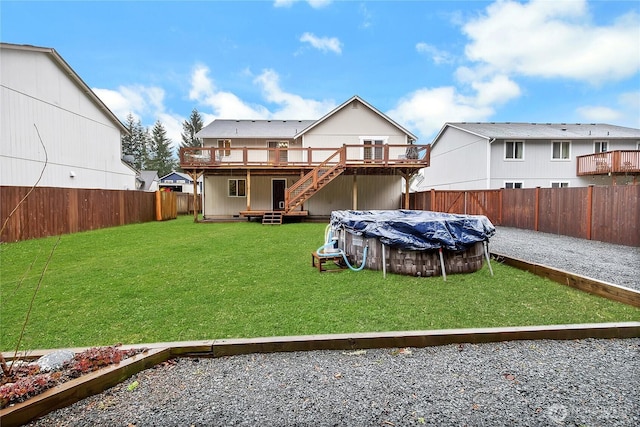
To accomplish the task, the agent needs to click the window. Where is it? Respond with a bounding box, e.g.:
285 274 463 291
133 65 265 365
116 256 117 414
363 139 384 161
504 182 523 189
552 141 571 160
268 141 288 163
551 182 569 188
594 141 608 153
218 139 231 157
228 179 246 197
505 141 524 159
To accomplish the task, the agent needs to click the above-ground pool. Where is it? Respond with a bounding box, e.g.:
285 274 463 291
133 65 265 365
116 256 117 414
325 210 496 277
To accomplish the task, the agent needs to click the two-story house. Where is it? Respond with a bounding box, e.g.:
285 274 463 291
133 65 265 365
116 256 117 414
418 122 640 190
179 95 429 221
0 43 136 190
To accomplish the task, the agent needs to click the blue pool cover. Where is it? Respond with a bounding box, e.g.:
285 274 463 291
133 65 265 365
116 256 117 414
330 210 496 251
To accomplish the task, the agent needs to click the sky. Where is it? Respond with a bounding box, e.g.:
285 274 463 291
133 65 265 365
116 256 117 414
2 0 639 153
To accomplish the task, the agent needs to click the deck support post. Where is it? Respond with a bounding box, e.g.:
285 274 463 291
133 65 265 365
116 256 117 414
246 170 251 212
188 170 203 222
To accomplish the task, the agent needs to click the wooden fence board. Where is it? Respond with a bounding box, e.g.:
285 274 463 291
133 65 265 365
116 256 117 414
1 186 157 242
412 186 639 247
591 185 640 247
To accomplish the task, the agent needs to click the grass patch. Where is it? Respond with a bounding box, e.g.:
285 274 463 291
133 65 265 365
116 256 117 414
1 216 638 350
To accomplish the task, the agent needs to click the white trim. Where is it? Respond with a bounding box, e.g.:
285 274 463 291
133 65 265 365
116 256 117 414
504 140 524 161
228 178 246 197
504 181 524 189
551 140 571 161
594 140 608 153
359 136 388 161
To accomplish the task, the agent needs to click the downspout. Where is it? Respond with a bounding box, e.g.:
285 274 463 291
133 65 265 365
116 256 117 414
487 138 495 189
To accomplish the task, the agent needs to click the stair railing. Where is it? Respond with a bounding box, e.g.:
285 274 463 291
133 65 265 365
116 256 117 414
285 146 345 212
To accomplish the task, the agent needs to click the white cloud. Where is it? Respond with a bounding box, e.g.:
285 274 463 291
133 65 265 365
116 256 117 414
300 32 342 54
462 0 640 84
188 65 270 119
387 87 496 141
576 106 621 123
254 69 336 118
416 42 454 65
576 91 640 127
274 0 331 8
188 65 335 120
94 85 186 152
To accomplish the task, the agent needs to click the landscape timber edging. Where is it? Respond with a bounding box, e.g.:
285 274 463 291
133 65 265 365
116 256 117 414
2 323 639 427
491 252 640 307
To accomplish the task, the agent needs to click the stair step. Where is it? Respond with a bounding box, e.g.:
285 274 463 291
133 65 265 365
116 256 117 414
262 211 283 225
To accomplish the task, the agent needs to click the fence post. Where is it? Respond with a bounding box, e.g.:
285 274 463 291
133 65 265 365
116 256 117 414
586 185 593 240
534 187 540 231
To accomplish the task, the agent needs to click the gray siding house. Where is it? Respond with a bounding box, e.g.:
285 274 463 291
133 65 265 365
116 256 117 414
418 122 640 190
0 43 136 190
179 95 429 220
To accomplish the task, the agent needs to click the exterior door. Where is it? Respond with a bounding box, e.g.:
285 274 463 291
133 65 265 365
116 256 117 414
272 179 286 211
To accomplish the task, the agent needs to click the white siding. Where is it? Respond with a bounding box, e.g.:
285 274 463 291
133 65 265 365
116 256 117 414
421 127 489 189
203 174 402 217
0 47 136 190
303 102 408 150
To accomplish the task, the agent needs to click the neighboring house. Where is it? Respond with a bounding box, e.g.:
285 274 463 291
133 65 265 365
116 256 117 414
418 122 640 190
180 95 429 220
159 171 202 194
0 43 136 190
138 170 159 192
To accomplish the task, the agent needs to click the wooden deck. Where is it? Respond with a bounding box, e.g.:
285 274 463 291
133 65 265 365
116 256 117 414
179 144 430 173
577 150 640 176
239 210 309 218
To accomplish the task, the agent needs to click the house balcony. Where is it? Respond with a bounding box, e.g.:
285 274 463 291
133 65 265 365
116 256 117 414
179 144 430 176
576 150 640 177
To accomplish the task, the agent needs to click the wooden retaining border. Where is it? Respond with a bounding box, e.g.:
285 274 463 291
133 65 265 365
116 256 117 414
491 252 640 308
2 322 640 427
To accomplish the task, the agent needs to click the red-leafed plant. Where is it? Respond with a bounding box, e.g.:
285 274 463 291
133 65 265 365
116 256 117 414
0 345 146 408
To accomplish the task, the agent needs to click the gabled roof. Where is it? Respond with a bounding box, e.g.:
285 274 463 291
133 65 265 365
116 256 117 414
196 95 418 142
1 42 128 135
197 119 315 139
294 95 418 141
160 171 201 182
432 122 640 148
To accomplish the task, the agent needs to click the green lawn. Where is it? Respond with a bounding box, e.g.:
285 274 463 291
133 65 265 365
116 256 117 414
1 215 638 351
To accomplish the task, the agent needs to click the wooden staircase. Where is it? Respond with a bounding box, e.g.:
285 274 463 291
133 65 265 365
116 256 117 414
285 147 345 212
262 211 283 225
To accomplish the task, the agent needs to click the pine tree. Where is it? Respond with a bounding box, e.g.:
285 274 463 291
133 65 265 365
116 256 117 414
180 108 204 148
121 113 149 170
147 120 176 176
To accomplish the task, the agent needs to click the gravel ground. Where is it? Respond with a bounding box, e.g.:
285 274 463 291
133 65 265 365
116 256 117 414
490 226 640 291
25 227 640 427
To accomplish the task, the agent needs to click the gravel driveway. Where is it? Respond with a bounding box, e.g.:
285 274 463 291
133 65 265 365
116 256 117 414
25 227 640 427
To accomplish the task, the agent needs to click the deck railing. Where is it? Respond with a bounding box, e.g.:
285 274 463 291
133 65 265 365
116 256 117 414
576 150 640 175
180 144 430 168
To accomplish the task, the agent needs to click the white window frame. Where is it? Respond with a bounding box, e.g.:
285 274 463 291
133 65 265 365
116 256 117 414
360 136 387 161
551 181 570 188
504 140 524 160
228 179 246 197
551 141 571 160
217 139 231 157
504 181 523 189
268 141 289 163
594 141 608 153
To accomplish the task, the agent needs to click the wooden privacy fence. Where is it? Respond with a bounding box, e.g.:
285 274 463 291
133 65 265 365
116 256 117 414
175 192 201 214
1 187 178 243
410 186 640 247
